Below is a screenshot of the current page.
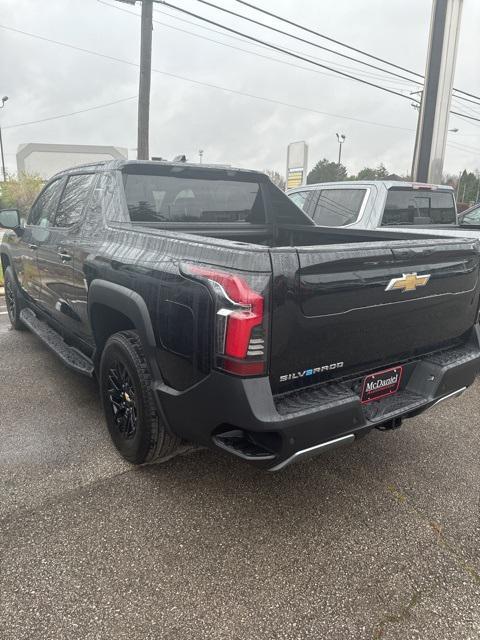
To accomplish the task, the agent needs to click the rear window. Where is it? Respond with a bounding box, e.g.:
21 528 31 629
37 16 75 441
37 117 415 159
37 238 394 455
382 188 456 225
122 171 265 224
289 191 308 209
312 189 366 226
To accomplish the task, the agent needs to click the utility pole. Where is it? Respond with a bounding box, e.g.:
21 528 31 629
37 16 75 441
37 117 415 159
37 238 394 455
336 133 346 166
0 95 8 182
0 127 6 183
116 0 153 159
137 0 153 160
412 0 463 183
456 170 463 199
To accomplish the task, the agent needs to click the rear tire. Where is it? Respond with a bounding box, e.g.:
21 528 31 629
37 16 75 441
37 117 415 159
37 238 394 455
4 266 25 330
99 330 182 464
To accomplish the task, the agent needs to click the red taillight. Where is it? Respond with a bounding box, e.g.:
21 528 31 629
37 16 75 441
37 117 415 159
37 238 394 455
181 263 269 377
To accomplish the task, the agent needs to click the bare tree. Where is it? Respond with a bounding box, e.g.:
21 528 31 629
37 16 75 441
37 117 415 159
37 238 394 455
264 169 286 191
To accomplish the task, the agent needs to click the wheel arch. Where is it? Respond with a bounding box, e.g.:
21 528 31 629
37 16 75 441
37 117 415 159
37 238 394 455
88 280 159 374
1 251 11 274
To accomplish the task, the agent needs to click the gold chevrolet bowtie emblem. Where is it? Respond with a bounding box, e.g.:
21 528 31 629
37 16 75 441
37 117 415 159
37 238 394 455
385 272 431 293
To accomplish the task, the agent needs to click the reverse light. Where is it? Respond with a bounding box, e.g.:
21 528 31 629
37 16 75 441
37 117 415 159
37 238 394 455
181 263 270 376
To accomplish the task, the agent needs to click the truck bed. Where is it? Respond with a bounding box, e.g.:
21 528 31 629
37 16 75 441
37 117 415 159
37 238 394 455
108 219 480 396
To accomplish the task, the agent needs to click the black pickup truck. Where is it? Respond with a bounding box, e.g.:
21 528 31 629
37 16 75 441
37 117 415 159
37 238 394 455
1 160 480 471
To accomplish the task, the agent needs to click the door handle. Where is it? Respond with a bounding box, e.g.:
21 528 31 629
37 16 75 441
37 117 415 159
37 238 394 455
29 244 38 250
57 251 72 262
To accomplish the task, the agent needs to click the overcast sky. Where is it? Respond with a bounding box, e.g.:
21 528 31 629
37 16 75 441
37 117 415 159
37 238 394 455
1 0 479 178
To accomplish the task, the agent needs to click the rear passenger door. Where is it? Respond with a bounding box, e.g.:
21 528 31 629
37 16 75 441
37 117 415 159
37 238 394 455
36 173 95 333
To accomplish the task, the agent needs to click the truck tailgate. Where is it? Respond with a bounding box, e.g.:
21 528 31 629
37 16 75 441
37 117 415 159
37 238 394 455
269 239 480 394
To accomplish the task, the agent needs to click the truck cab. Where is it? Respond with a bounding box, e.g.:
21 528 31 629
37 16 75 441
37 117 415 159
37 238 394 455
288 180 458 231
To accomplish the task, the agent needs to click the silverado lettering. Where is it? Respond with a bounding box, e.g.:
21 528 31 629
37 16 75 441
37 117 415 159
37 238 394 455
280 362 344 382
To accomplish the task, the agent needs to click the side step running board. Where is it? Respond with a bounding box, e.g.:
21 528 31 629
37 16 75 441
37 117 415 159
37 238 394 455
20 308 94 377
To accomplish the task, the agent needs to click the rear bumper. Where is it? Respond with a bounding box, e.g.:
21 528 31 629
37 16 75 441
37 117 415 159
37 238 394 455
154 327 480 470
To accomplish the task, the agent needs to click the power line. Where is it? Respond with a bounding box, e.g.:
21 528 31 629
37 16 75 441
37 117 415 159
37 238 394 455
0 24 140 69
148 2 415 87
230 0 480 106
191 0 421 86
450 141 480 152
450 110 480 124
1 20 477 135
2 95 137 129
451 113 480 129
231 0 424 78
162 0 480 124
0 23 416 134
452 93 480 108
451 97 480 118
99 0 416 91
447 141 480 156
160 2 421 104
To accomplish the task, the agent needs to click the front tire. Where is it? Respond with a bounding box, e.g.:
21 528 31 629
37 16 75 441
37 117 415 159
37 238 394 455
99 330 182 464
4 266 25 330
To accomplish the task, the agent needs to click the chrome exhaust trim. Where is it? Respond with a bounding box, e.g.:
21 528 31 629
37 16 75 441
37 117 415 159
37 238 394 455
430 386 467 408
269 434 355 472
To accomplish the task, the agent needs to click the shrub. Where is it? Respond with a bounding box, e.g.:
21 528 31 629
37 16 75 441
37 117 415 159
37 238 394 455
0 174 44 221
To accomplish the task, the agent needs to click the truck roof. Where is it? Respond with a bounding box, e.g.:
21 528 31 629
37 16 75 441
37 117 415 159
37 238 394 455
288 180 454 192
51 159 268 180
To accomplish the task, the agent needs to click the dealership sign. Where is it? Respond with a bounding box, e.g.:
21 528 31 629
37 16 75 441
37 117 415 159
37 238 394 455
286 140 308 189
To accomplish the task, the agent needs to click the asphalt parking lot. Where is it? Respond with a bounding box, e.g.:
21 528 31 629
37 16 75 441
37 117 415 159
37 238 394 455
0 309 479 640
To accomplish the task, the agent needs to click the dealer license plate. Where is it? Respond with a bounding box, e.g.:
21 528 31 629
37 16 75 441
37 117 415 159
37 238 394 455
361 366 403 404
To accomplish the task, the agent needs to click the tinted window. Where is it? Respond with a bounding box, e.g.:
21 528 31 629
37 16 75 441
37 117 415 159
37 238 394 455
55 174 94 227
382 189 456 225
303 191 320 219
289 190 320 219
313 189 366 226
267 183 314 225
84 171 116 235
289 191 308 209
28 179 64 227
122 173 265 224
460 205 480 226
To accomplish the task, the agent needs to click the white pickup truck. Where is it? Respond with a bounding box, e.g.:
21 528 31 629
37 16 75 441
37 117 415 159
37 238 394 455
287 180 480 239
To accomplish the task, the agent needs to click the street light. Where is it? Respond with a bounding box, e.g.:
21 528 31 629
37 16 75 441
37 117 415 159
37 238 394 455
198 149 204 164
336 133 346 165
0 95 8 183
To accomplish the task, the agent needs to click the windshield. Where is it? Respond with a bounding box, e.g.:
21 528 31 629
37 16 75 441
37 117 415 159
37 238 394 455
122 171 266 224
381 188 456 226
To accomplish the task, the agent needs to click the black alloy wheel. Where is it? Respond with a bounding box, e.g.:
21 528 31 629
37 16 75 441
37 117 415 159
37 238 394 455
3 267 24 330
99 330 182 464
5 278 16 322
107 360 138 440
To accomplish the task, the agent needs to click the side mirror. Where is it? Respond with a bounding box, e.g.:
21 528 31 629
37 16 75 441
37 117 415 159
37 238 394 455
0 208 20 229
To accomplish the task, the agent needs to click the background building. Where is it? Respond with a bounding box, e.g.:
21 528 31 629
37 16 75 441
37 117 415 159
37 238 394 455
16 143 128 179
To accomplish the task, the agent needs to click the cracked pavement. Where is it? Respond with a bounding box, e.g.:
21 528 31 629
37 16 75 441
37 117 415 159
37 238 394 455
0 312 479 639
